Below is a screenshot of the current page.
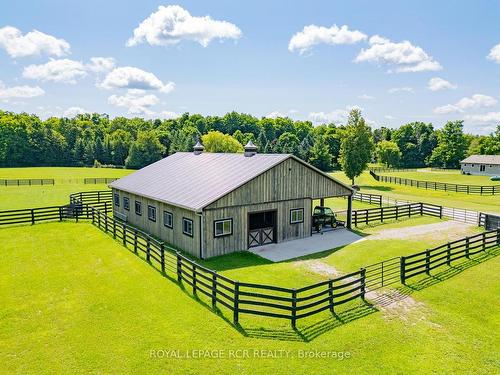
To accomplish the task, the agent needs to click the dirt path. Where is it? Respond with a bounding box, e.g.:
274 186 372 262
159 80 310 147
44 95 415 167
295 259 436 325
362 221 477 242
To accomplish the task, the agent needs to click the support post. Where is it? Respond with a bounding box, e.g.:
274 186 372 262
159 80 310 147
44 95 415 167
425 250 431 275
160 243 165 273
192 264 197 295
320 198 325 207
360 268 366 301
59 206 63 221
134 230 138 254
291 289 297 329
31 209 35 225
328 279 334 313
146 237 151 262
176 252 182 283
211 272 217 309
346 195 353 229
233 282 240 325
446 243 451 266
122 223 126 247
400 257 406 285
465 237 470 259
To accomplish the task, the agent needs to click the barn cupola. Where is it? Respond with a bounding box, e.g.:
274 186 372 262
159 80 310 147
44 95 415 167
193 141 204 155
244 140 258 157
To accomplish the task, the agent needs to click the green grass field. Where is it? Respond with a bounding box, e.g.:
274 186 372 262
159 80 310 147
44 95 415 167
0 167 134 210
382 169 499 185
1 221 498 374
331 171 500 214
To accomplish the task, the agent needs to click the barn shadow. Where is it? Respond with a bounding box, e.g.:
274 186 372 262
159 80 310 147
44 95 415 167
359 184 393 192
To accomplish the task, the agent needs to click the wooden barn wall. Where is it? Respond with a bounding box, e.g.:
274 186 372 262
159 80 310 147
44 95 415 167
112 188 200 257
203 198 312 258
205 158 351 210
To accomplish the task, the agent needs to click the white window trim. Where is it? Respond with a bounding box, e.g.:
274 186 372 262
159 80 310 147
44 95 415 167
182 218 193 237
163 211 173 229
290 208 304 224
214 218 233 237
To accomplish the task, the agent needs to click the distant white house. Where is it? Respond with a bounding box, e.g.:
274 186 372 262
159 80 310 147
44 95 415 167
460 155 500 176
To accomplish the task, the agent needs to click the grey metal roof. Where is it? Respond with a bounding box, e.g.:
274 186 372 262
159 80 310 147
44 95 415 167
110 152 352 211
461 155 500 164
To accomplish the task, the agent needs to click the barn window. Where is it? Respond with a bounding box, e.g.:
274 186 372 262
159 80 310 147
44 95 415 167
148 205 156 222
163 211 173 228
123 197 130 211
135 201 142 215
114 193 120 206
290 208 304 224
183 218 193 237
214 218 232 237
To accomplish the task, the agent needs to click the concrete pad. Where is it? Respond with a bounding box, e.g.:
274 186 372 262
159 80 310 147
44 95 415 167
249 228 363 262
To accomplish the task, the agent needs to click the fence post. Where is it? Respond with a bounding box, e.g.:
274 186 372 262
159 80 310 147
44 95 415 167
75 207 79 223
328 279 334 313
146 237 151 262
360 268 366 301
104 213 108 232
482 232 486 251
59 206 63 221
192 264 197 295
400 257 406 285
104 201 108 214
446 243 451 266
465 237 470 259
122 223 127 247
160 243 165 274
31 209 35 225
134 230 138 254
113 220 116 238
176 252 182 283
91 207 95 224
425 250 431 275
98 191 101 202
439 206 443 220
212 272 217 309
395 205 399 220
291 289 297 329
420 202 423 216
233 281 240 325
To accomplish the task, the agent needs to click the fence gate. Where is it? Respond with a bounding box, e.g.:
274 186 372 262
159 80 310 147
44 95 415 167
248 227 274 247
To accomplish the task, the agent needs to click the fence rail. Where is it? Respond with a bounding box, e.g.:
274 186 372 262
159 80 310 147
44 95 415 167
69 190 113 205
0 178 54 186
353 192 382 206
352 202 442 226
84 177 118 184
479 212 500 230
370 170 499 195
401 229 500 283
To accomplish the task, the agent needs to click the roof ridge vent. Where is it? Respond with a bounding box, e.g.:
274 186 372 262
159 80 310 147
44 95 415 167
244 140 257 157
193 141 204 155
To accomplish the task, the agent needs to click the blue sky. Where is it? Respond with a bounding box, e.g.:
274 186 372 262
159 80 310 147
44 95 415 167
0 0 499 134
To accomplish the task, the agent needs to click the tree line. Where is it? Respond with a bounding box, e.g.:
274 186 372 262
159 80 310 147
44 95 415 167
0 109 498 181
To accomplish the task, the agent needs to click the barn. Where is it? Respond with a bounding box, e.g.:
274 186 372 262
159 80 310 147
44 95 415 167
110 142 354 259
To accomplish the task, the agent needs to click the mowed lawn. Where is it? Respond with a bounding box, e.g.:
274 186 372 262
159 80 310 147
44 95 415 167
382 169 499 185
330 171 500 214
1 221 499 374
0 167 134 210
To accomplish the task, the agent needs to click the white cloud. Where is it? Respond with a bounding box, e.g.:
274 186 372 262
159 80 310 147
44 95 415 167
357 94 374 100
427 77 457 91
266 111 287 118
487 43 500 63
0 81 45 100
63 106 87 117
388 87 414 94
309 105 362 124
355 34 442 73
23 58 87 84
158 110 180 119
465 112 500 123
289 24 367 54
127 5 241 48
0 26 70 58
108 89 159 115
99 66 175 93
433 94 497 114
384 115 396 120
86 57 116 73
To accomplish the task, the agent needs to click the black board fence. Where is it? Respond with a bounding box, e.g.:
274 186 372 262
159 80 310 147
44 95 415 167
84 177 118 184
370 170 499 195
352 202 442 226
69 190 113 205
400 229 500 284
0 178 54 186
479 212 500 230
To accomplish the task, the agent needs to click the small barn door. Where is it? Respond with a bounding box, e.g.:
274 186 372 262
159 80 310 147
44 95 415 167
248 210 277 248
